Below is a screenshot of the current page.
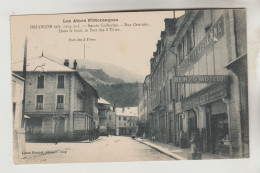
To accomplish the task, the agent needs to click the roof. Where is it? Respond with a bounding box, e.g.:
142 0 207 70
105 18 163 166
12 72 24 81
115 107 138 117
12 55 76 72
98 97 110 105
75 72 99 98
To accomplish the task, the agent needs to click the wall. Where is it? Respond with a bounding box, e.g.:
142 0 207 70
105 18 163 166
106 110 116 134
12 75 24 130
12 74 26 160
24 72 72 113
174 9 245 157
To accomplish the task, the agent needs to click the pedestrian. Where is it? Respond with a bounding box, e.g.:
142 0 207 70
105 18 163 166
190 129 200 153
55 136 58 145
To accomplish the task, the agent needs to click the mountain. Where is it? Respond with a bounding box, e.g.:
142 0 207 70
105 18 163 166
95 83 143 107
46 56 143 107
49 57 144 83
77 68 124 87
77 59 144 83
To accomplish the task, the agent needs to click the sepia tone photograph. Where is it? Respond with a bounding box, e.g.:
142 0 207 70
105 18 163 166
10 9 248 164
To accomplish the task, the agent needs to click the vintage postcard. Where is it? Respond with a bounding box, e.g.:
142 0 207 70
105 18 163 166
10 9 248 164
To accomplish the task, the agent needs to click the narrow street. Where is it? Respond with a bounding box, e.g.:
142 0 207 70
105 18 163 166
20 136 174 164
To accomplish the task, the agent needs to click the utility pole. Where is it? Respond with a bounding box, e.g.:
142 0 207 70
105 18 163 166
21 37 27 128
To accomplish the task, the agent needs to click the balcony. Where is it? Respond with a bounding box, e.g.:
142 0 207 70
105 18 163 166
36 103 43 110
56 103 64 109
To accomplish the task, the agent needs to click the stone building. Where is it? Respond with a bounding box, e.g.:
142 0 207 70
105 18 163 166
147 17 180 144
98 98 116 135
137 75 150 137
12 56 99 141
115 107 139 136
141 9 248 158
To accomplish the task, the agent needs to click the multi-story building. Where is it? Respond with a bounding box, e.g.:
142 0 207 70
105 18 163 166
115 107 139 136
141 9 248 158
98 98 116 135
12 55 99 141
147 17 180 144
137 75 150 137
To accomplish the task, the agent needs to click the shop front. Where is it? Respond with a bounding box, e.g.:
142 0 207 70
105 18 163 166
167 102 175 144
179 82 231 156
25 113 68 142
206 100 230 156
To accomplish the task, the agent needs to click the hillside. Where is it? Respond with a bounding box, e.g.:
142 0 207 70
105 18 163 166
47 56 144 83
77 68 124 86
44 56 143 107
95 83 143 107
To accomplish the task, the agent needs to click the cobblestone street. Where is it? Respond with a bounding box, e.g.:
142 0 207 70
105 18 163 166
20 136 174 164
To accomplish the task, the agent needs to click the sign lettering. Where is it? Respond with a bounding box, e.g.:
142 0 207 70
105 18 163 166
173 75 229 83
181 83 228 111
179 16 224 74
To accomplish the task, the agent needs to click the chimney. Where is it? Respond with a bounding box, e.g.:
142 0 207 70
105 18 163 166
73 60 77 70
122 107 125 113
164 18 176 35
64 59 69 67
113 104 116 112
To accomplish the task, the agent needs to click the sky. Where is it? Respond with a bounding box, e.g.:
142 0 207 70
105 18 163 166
10 11 184 77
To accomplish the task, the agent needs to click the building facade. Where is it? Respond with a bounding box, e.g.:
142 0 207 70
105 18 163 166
12 56 99 141
98 98 116 135
141 9 248 158
115 107 139 136
147 17 179 144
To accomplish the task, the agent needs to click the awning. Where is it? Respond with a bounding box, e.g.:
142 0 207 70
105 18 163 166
24 115 30 119
225 54 247 76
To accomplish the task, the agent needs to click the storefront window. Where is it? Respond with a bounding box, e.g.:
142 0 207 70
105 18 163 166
212 114 229 145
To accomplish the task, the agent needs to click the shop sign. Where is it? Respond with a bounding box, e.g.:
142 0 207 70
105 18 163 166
179 16 224 74
182 83 228 111
175 101 182 114
173 75 229 83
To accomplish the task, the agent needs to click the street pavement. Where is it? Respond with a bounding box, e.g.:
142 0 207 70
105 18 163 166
20 136 174 164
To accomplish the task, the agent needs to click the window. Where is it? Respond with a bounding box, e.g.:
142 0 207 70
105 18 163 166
124 122 126 126
187 30 192 53
36 95 43 110
186 23 195 54
119 117 121 121
160 90 162 104
57 75 64 88
170 79 173 100
178 43 184 64
37 74 44 88
163 86 166 103
13 102 16 126
57 95 64 109
123 117 127 121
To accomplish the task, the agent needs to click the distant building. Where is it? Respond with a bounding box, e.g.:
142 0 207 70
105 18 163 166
137 75 150 137
12 56 99 141
98 98 116 135
115 107 139 136
12 73 26 160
